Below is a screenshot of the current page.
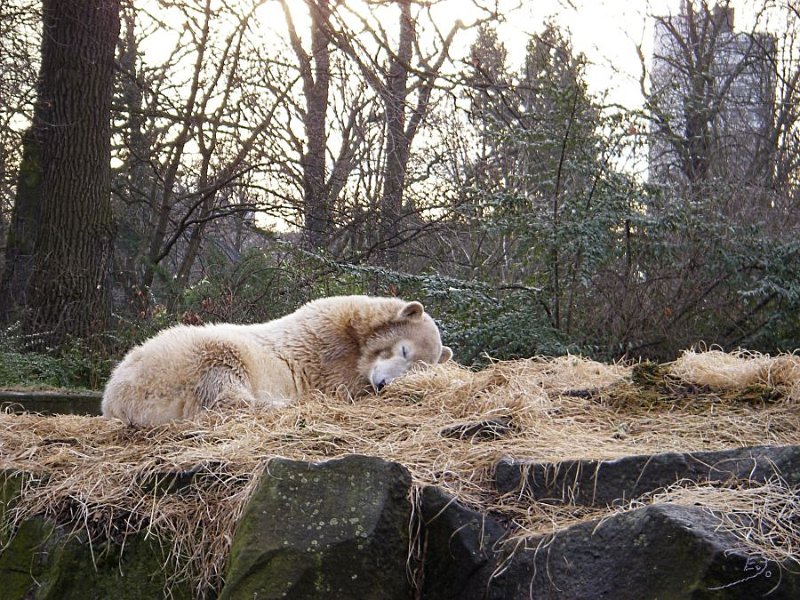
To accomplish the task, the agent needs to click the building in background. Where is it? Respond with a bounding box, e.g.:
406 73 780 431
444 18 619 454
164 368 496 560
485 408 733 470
648 2 776 197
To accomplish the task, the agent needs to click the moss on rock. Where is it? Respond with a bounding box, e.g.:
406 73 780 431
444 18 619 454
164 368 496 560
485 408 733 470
0 471 194 600
220 454 412 600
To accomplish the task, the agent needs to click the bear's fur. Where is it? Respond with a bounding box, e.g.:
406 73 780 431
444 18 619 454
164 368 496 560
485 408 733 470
101 295 452 426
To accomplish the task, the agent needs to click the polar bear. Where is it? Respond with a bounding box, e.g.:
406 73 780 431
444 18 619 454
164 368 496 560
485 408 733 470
101 295 452 426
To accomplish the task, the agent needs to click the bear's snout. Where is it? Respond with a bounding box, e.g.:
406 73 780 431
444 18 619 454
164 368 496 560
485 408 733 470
369 358 410 393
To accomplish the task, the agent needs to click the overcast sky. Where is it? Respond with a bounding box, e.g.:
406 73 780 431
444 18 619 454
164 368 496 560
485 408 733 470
148 0 777 111
489 0 775 108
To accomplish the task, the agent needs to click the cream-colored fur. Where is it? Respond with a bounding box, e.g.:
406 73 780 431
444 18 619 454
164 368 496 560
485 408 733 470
101 295 452 426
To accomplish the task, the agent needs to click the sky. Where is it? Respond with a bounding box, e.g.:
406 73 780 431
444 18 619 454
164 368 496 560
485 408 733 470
247 0 671 109
183 0 776 113
455 0 774 109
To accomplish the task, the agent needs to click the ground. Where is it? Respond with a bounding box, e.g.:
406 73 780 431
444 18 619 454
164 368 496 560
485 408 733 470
1 350 798 595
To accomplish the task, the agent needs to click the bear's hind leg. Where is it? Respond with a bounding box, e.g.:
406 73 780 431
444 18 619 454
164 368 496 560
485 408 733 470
195 365 255 410
195 342 255 412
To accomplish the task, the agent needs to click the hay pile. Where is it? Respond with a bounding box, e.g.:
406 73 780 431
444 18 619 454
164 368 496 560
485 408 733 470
1 351 799 595
672 348 800 395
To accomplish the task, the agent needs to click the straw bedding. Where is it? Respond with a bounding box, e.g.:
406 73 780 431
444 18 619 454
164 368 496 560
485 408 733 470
1 350 799 595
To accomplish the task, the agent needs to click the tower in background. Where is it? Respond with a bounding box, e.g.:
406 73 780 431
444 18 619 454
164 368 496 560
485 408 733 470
648 2 776 198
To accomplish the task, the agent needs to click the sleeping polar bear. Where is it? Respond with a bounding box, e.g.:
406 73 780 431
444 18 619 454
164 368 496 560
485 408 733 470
102 295 452 426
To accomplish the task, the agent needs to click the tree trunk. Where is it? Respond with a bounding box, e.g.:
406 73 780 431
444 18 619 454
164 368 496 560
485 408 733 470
280 0 335 250
326 0 461 267
0 126 42 322
117 4 156 317
301 0 333 250
138 0 210 299
377 0 413 268
23 0 120 345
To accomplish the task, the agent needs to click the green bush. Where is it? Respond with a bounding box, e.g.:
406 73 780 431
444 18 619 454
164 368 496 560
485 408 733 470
0 324 113 390
179 246 364 324
327 262 568 365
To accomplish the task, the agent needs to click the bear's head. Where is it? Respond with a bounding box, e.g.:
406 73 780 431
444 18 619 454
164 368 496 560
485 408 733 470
362 301 452 392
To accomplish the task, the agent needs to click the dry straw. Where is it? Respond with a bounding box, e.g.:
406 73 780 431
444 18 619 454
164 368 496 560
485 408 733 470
671 348 800 400
629 478 800 568
1 352 799 596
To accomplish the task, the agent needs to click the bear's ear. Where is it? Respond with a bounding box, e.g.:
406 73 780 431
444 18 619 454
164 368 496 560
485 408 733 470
397 301 424 321
438 346 453 363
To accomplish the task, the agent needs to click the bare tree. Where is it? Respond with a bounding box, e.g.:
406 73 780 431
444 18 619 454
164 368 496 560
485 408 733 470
770 1 800 216
325 0 468 267
113 0 286 311
280 0 366 252
646 0 777 205
620 0 800 355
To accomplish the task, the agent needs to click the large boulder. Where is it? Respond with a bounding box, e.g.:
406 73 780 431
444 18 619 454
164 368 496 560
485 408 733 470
0 472 192 600
0 518 194 600
416 482 799 600
4 450 798 600
495 445 800 506
419 486 506 600
489 503 798 600
219 454 413 600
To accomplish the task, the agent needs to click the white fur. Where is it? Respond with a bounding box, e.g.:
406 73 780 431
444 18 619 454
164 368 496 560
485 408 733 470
102 295 452 426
